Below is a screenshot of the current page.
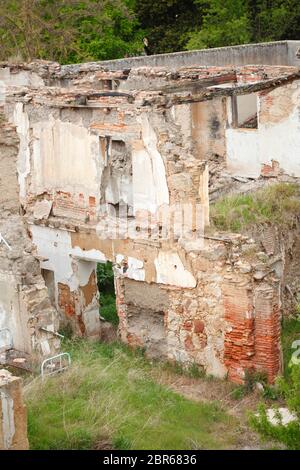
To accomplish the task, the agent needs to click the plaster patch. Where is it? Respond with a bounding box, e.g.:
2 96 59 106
155 251 196 288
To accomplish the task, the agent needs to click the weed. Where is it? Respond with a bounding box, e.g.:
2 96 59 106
250 316 300 449
210 183 300 232
25 339 237 450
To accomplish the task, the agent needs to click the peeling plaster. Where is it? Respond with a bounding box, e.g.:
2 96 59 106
155 251 196 288
31 116 102 197
13 103 30 200
132 113 169 214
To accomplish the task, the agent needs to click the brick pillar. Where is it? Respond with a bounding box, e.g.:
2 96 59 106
0 370 29 450
253 284 281 383
223 278 255 384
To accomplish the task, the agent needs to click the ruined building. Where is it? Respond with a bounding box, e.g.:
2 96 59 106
0 41 300 383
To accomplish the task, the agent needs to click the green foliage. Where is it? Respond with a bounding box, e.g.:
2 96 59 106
133 0 202 54
281 316 300 379
187 0 251 50
230 385 246 400
247 0 300 43
244 369 268 393
25 339 237 450
250 316 300 449
97 262 118 325
210 183 300 233
58 323 74 340
249 402 300 450
97 262 114 293
1 0 300 62
0 0 144 63
100 292 119 325
186 0 300 51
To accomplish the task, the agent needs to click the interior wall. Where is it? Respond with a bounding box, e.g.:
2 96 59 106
226 80 300 177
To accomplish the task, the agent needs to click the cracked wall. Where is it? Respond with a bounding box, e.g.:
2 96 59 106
0 369 28 450
1 59 300 382
0 111 59 365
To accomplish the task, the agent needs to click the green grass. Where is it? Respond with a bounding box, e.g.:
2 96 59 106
25 340 237 450
210 183 300 232
281 316 300 380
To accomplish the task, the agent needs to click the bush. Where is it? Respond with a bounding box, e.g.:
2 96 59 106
250 317 300 449
97 262 115 294
97 262 118 325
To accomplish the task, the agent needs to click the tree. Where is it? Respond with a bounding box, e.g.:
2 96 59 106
0 0 144 63
186 0 251 50
133 0 202 55
185 0 300 51
248 0 300 43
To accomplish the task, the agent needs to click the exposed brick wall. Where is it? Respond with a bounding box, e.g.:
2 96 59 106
115 233 282 383
223 279 281 384
52 191 97 223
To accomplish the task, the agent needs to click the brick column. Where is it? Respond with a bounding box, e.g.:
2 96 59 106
223 278 255 384
253 284 281 383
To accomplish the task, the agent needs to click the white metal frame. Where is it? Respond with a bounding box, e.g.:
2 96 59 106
0 233 11 250
41 352 71 378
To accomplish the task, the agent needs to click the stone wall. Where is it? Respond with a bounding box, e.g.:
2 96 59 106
0 112 60 363
1 59 300 383
115 232 282 383
59 41 300 73
0 369 28 450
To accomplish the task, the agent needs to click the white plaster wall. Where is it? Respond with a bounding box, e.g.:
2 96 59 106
13 103 30 200
31 117 102 197
0 272 31 353
115 254 145 281
30 226 106 295
0 68 43 87
226 128 260 177
0 389 15 449
155 251 196 288
226 82 300 178
132 114 169 214
31 226 197 292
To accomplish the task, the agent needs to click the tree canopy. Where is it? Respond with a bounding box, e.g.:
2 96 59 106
0 0 299 64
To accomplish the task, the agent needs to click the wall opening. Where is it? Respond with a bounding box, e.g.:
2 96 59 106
97 262 118 326
122 279 169 359
41 269 55 307
232 93 258 129
100 137 133 216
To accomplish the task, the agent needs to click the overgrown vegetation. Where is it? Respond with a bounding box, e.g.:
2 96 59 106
250 315 300 449
210 183 300 233
0 0 144 63
1 1 300 62
25 339 237 450
97 262 118 325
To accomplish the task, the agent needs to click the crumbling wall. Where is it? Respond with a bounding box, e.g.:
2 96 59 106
2 61 300 383
226 79 300 179
0 369 28 450
115 233 282 382
0 112 59 362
